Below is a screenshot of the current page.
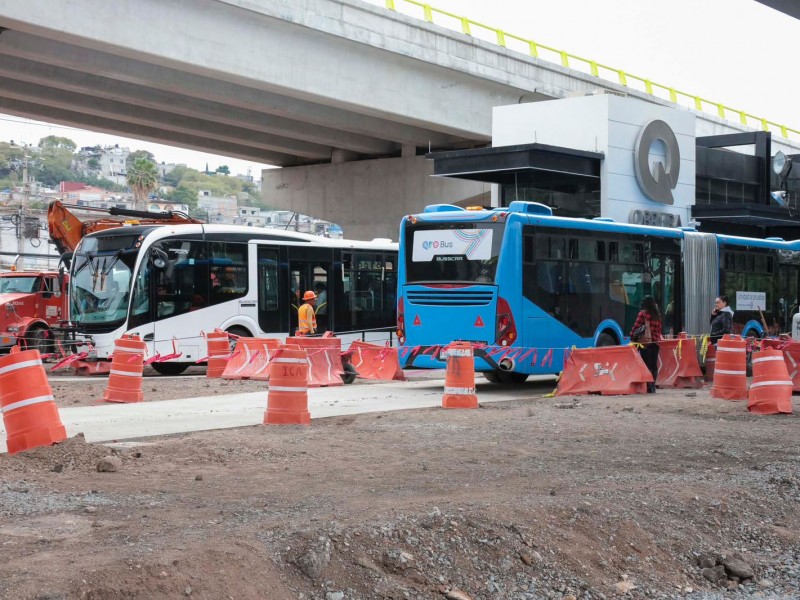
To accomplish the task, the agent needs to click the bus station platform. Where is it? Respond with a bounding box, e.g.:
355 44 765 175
0 376 554 454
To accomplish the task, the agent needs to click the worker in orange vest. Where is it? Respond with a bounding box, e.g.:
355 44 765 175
297 290 317 335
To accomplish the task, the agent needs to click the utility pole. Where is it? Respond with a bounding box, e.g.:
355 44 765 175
14 152 30 271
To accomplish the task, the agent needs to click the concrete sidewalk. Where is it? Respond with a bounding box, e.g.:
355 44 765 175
1 378 542 453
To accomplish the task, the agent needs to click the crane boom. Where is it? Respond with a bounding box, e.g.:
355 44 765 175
47 200 204 255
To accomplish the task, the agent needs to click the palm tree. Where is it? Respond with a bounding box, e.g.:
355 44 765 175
127 158 158 211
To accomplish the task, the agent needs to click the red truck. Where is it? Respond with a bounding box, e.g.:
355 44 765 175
0 269 68 353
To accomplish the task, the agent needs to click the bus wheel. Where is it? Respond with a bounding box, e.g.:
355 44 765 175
27 327 54 356
225 326 252 352
499 371 529 384
596 333 617 346
341 363 357 385
483 371 503 383
151 362 190 376
484 371 528 384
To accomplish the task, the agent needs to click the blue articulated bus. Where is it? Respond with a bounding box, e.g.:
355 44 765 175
396 201 800 383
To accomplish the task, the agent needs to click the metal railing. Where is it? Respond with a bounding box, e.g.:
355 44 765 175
379 0 799 142
299 326 396 345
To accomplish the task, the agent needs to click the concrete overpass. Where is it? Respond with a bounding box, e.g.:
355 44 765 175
0 0 798 239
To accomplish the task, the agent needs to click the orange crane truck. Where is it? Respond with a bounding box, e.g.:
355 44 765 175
0 201 203 355
47 200 202 256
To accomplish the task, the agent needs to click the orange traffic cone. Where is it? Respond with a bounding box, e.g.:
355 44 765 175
748 348 793 415
0 348 67 454
442 342 478 409
102 334 145 403
710 335 748 401
264 346 311 425
205 329 230 378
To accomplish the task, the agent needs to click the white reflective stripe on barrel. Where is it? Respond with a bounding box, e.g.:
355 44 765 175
717 347 745 353
269 386 307 392
752 356 784 364
715 369 746 375
0 358 42 376
272 358 307 364
447 348 473 357
1 394 54 413
705 358 716 363
109 369 142 377
444 386 475 395
750 380 793 389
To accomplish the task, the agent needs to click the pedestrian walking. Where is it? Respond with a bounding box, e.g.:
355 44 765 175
630 295 662 393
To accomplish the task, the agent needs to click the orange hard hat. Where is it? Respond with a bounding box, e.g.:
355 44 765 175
302 290 317 301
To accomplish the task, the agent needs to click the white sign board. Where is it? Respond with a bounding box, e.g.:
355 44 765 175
412 229 493 262
736 291 767 311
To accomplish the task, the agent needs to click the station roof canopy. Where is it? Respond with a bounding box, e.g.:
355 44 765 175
428 143 603 193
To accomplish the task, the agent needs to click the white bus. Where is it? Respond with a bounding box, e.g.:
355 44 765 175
67 223 398 374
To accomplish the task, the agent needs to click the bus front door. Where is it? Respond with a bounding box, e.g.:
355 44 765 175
649 254 680 336
289 250 333 334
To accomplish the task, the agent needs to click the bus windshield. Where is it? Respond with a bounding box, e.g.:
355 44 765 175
70 244 135 326
404 222 505 283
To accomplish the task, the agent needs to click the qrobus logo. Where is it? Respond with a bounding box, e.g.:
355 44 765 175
634 119 680 205
421 240 454 250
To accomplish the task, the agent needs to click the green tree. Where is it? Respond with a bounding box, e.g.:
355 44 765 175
163 185 197 209
36 136 75 174
178 169 243 198
35 163 73 187
161 165 191 188
126 149 156 171
216 165 230 175
0 142 25 179
127 158 159 211
38 136 77 152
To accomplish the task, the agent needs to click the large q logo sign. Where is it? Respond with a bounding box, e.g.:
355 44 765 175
634 119 680 205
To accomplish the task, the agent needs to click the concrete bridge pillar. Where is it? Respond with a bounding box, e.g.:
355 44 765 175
261 156 490 241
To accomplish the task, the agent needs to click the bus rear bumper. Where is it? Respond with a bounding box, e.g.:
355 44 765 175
400 344 498 371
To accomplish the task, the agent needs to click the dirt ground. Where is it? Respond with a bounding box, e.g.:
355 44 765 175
1 371 799 600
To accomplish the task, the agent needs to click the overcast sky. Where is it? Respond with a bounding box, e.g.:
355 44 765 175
1 0 797 177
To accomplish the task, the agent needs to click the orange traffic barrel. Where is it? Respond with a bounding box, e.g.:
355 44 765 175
264 346 311 425
0 348 67 454
704 342 716 383
102 334 145 403
710 334 748 401
442 342 478 409
206 329 230 378
748 348 793 415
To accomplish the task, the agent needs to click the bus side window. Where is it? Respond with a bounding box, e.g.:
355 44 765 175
537 263 555 293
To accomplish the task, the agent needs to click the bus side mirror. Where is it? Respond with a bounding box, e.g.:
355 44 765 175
57 266 66 297
150 248 168 270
